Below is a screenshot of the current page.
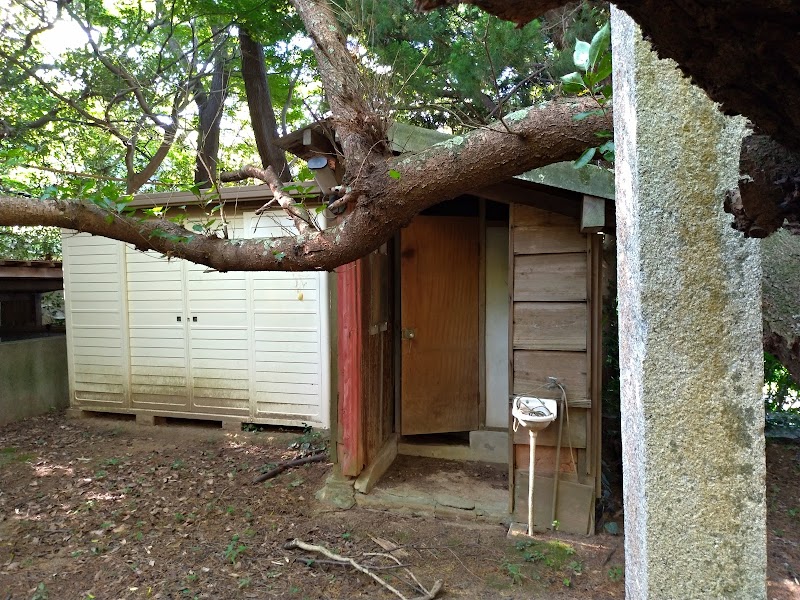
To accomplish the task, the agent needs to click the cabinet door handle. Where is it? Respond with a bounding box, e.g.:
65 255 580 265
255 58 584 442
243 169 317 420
192 316 198 322
176 316 182 322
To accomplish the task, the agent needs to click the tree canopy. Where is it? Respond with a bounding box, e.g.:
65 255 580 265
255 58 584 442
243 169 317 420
0 0 797 267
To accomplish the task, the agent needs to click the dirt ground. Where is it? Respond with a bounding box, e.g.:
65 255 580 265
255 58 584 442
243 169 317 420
0 413 797 600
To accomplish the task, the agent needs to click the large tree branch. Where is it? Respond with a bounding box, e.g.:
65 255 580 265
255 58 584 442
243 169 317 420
128 125 178 193
418 0 800 239
239 29 291 182
195 51 232 186
291 0 390 172
0 97 610 271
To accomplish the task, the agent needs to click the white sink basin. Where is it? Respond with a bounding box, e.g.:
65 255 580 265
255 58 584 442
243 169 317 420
512 396 558 432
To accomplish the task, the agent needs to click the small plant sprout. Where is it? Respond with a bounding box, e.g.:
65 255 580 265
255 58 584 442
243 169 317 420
224 534 247 564
502 562 524 585
608 565 624 582
32 582 49 600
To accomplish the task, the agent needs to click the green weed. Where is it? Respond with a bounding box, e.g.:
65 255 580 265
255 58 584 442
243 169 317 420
31 582 49 600
224 534 247 564
502 562 524 585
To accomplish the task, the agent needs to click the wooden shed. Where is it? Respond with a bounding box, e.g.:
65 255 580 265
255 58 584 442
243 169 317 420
62 187 335 428
277 122 614 534
0 259 64 340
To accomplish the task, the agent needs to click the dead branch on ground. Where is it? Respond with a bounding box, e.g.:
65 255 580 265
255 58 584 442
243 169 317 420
252 451 327 484
284 538 443 600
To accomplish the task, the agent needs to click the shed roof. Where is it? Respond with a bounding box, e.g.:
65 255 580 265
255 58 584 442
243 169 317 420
0 260 63 293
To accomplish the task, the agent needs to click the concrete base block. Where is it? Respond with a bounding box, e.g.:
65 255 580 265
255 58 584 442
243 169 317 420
434 504 476 522
469 430 508 464
315 471 356 510
136 413 156 426
65 408 87 420
398 441 472 461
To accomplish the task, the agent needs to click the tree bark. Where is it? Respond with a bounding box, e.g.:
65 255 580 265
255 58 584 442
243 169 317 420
291 0 390 177
762 229 800 383
195 55 232 187
0 97 611 271
726 134 800 237
239 29 291 182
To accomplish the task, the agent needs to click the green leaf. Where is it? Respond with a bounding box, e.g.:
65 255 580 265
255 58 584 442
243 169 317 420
573 147 596 169
594 53 613 83
598 140 615 154
598 140 615 162
594 130 613 139
573 39 591 71
388 169 401 180
560 72 586 95
588 22 611 71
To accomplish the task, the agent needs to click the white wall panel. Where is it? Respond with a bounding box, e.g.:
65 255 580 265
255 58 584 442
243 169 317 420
62 231 128 408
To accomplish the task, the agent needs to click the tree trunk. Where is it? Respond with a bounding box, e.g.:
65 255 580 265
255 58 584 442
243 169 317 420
762 229 800 383
725 134 800 237
239 29 290 182
195 55 231 187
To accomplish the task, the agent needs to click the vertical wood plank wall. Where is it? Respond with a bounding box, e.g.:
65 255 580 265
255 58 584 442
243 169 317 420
336 249 394 477
510 204 598 530
363 248 394 469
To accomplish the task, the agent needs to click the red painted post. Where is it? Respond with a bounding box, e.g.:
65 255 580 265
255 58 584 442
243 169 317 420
336 259 364 476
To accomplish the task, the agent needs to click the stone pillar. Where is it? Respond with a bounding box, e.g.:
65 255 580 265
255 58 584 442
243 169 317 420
611 8 766 599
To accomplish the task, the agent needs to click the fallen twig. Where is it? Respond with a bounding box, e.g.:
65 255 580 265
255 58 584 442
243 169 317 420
284 538 442 600
252 451 327 484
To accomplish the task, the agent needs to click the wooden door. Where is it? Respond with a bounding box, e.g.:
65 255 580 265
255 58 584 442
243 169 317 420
400 216 479 434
